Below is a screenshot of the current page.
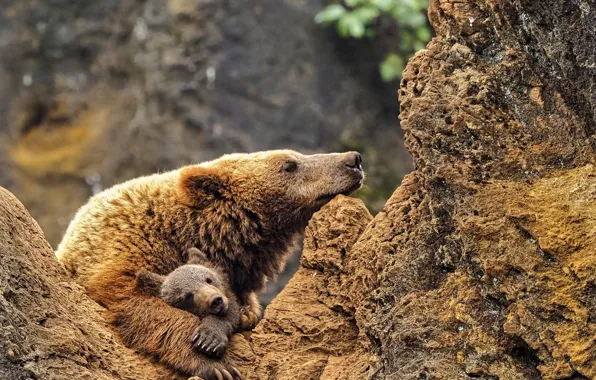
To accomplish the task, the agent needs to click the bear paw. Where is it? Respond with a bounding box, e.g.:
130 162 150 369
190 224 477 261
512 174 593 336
240 307 260 331
192 324 229 358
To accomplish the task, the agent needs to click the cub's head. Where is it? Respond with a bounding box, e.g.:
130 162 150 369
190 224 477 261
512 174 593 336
178 150 364 226
136 248 229 317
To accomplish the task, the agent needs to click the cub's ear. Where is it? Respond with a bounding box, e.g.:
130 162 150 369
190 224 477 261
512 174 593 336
187 247 209 265
135 269 165 296
178 166 232 205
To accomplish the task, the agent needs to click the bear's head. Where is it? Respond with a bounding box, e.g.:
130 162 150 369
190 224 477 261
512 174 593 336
178 150 364 227
136 248 230 317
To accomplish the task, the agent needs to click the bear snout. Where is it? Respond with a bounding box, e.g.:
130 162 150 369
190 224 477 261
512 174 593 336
341 151 364 192
209 294 228 315
342 151 363 172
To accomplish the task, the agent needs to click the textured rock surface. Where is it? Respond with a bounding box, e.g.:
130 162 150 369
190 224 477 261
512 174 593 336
354 0 596 377
0 187 170 380
238 0 596 378
232 196 377 379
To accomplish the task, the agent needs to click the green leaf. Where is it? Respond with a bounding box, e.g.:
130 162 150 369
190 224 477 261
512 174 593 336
391 2 425 24
413 41 426 51
314 4 347 24
352 6 380 24
416 26 431 42
380 54 405 82
365 29 376 38
399 39 410 51
370 0 396 12
338 13 366 38
348 20 366 38
345 0 366 7
404 12 426 27
336 18 350 37
401 32 413 44
400 0 422 10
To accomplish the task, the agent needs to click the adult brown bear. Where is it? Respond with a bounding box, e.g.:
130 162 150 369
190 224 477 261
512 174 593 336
56 150 363 378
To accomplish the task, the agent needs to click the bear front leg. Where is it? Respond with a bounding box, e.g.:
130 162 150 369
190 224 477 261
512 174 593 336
193 290 243 357
192 315 234 358
112 295 241 378
239 291 261 330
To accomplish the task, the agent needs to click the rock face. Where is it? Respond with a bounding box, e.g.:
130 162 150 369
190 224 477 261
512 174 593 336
0 0 595 379
0 187 169 380
372 0 595 377
232 196 378 380
238 0 596 378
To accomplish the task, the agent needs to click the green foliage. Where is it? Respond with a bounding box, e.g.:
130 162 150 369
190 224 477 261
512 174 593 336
380 53 404 82
315 0 431 81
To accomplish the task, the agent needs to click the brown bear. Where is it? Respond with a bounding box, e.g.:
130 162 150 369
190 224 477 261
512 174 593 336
56 149 363 377
135 248 242 379
135 247 242 332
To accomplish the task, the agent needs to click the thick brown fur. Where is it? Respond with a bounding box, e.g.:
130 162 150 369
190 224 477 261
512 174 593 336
56 149 363 377
135 248 242 362
136 248 240 320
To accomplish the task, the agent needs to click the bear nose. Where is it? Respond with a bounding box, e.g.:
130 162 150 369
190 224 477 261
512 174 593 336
210 296 223 308
209 295 228 315
344 152 362 171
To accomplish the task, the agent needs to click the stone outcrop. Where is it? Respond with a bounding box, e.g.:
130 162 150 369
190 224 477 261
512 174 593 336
238 0 596 378
232 195 377 379
0 187 169 379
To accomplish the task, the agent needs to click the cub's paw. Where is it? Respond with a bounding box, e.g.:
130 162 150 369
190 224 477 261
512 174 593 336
192 324 229 358
240 307 260 331
193 363 243 380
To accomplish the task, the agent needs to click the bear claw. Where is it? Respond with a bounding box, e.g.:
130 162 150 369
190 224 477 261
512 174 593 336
192 324 228 358
240 309 260 330
213 368 235 380
222 369 234 380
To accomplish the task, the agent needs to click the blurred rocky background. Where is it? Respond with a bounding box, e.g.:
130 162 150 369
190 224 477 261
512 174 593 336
0 0 430 304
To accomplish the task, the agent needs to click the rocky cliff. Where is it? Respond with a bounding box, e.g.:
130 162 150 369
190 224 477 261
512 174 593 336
0 187 170 380
0 0 595 379
237 0 596 377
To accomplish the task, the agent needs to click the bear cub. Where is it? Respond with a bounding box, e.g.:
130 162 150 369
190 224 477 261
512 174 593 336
135 248 242 358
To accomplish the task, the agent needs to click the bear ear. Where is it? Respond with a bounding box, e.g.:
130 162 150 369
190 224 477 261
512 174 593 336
187 247 209 265
178 166 232 205
135 269 165 296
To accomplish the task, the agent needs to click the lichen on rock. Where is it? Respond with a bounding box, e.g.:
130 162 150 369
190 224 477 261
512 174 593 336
239 0 596 378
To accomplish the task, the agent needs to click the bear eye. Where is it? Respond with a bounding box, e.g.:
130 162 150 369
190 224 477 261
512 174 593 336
175 292 195 311
283 160 298 173
205 278 213 284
